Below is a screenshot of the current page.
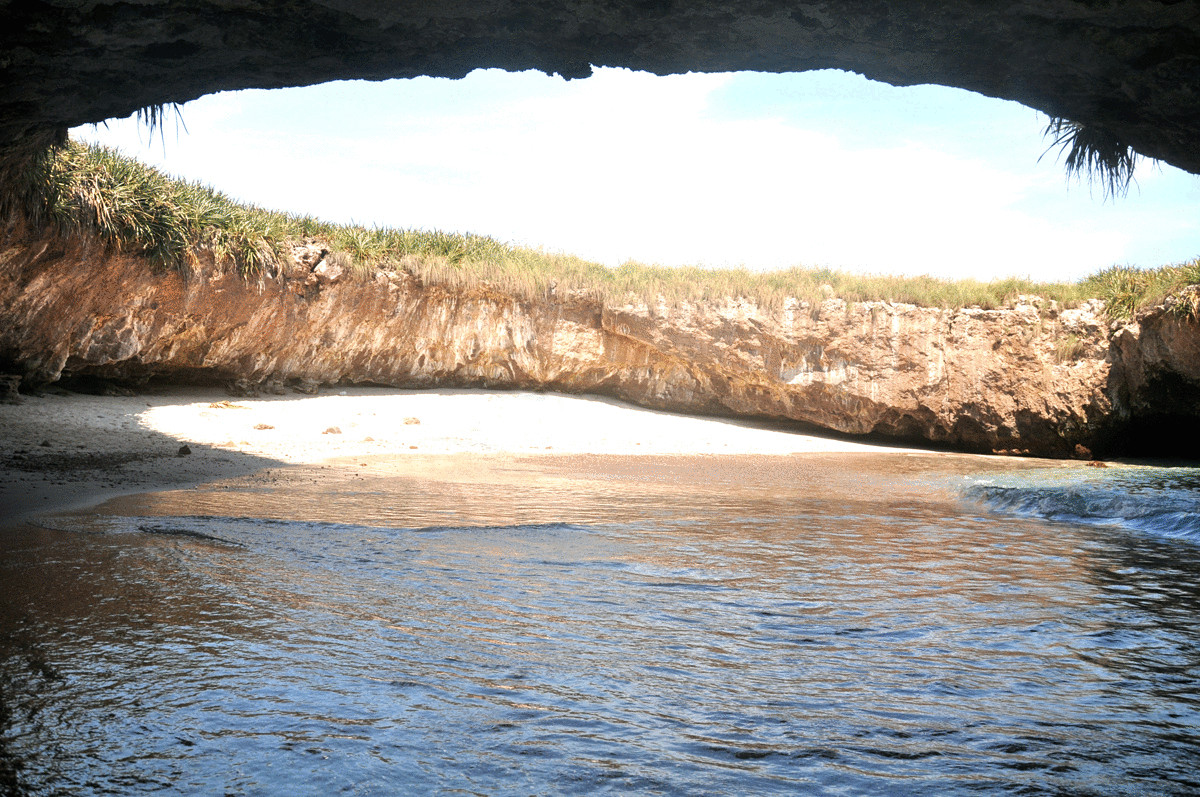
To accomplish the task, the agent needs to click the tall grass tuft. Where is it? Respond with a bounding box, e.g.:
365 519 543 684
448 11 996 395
1054 334 1086 363
5 138 1197 320
8 140 287 276
1042 117 1140 201
130 103 188 147
1082 261 1200 322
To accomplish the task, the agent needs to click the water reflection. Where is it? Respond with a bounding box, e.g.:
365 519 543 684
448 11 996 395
2 454 1199 794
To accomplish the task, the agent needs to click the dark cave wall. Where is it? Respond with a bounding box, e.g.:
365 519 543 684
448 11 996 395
1 1 1199 173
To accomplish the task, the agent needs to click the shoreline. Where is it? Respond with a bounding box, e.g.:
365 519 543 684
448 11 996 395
1 385 928 525
0 389 278 524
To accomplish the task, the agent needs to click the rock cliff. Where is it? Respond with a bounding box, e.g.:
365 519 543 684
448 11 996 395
6 227 1195 457
2 1 1200 176
1107 290 1200 454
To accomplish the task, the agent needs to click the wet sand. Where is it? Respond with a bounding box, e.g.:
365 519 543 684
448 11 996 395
0 385 921 525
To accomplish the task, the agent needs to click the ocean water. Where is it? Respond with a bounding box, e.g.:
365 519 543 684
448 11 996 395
1 453 1198 795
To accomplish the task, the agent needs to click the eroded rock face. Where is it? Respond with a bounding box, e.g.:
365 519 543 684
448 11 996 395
1 1 1198 173
5 229 1188 457
1107 296 1200 454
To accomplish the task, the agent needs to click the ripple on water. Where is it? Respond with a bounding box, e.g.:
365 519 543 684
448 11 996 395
3 455 1200 794
964 463 1200 541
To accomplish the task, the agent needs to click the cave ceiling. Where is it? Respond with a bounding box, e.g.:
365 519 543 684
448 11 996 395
1 1 1198 174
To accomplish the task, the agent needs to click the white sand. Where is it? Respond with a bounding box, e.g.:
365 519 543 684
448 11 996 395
1 386 917 523
140 386 908 459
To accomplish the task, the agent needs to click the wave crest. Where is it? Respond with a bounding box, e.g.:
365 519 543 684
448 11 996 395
965 467 1200 541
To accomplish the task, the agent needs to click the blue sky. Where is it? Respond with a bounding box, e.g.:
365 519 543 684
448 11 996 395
75 68 1200 282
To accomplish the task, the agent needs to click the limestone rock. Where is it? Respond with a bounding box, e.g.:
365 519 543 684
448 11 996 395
2 228 1195 456
1106 303 1200 453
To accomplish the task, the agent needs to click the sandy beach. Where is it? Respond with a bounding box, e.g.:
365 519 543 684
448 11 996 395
0 385 919 524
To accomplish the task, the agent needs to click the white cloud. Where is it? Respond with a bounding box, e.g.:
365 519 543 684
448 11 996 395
74 68 1197 282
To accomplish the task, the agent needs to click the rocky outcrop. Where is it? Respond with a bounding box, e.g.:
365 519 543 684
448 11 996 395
2 1 1199 175
7 228 1193 457
1107 291 1200 453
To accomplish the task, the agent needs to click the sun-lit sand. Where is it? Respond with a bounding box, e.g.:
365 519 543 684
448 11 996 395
0 386 919 522
140 387 909 459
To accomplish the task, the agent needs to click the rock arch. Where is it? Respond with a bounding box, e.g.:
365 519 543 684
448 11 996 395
1 1 1198 173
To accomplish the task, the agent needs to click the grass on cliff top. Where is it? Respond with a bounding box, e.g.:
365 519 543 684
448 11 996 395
7 139 1199 319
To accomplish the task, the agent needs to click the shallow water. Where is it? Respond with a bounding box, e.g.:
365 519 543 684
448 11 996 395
2 454 1199 795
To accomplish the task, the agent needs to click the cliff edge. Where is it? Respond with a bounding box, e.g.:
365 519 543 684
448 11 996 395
5 229 1195 457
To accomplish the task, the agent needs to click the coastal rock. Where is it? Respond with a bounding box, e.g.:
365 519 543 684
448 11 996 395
0 374 21 404
2 2 1199 176
1106 304 1200 453
3 229 1194 457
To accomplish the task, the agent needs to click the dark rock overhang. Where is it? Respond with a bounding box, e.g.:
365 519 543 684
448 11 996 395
1 1 1199 174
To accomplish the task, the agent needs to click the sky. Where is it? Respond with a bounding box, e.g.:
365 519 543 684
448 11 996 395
74 67 1200 282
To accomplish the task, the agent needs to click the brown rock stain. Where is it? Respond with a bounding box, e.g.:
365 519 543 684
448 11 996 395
2 230 1197 456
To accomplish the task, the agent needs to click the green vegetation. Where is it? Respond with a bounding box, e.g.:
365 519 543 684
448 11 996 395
1080 262 1200 322
1054 334 1086 363
4 139 1197 321
1042 117 1140 201
6 138 286 277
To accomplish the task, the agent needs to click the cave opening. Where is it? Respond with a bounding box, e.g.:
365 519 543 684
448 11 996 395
72 67 1200 285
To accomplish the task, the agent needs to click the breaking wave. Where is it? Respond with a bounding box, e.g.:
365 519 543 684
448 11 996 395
965 464 1200 542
